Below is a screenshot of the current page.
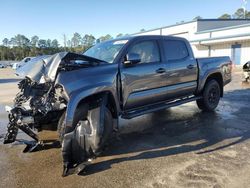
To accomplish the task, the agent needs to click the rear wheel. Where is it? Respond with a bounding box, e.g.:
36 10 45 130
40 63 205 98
196 79 221 111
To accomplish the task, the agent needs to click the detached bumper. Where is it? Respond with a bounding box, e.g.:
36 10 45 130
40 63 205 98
3 106 39 145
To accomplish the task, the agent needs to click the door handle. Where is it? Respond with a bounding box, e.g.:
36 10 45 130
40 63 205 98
156 68 166 74
187 64 194 69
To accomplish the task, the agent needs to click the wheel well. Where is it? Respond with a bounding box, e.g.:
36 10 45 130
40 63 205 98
76 92 118 119
205 73 223 97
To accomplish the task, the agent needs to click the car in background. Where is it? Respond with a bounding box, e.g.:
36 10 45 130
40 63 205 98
0 63 7 68
243 61 250 82
12 57 34 70
12 63 19 70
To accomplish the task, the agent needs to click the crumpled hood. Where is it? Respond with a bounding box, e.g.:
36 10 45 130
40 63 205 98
15 52 105 84
16 52 68 83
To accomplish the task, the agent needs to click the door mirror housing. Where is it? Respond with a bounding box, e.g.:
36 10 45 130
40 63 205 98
124 53 141 65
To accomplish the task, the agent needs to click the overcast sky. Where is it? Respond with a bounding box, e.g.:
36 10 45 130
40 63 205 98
0 0 248 45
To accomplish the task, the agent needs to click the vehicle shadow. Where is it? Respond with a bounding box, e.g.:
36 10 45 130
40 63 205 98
79 88 250 176
81 130 250 176
0 78 21 84
13 139 61 152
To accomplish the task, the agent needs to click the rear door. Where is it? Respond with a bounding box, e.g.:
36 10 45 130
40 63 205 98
161 39 198 99
120 39 168 110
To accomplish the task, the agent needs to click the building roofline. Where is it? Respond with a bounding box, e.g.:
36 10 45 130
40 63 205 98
196 18 250 21
132 20 197 35
132 18 250 36
190 33 250 43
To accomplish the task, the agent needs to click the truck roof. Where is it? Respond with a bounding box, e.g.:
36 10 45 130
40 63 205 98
113 35 186 42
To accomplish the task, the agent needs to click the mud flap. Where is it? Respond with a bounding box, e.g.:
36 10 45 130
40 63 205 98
62 94 109 176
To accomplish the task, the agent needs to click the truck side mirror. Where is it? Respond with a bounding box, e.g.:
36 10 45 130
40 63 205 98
124 53 141 65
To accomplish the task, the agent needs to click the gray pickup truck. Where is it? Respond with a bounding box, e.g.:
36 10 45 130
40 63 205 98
4 35 232 176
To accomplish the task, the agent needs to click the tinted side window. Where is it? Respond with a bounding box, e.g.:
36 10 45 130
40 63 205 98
128 41 160 63
163 40 189 61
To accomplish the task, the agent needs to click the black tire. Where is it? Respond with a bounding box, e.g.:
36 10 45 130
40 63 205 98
57 104 88 144
57 111 66 144
196 79 221 111
95 107 113 150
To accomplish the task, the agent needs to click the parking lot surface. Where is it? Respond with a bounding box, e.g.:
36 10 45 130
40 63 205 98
0 68 250 188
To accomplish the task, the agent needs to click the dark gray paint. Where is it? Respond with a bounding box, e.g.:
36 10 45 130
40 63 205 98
55 64 120 127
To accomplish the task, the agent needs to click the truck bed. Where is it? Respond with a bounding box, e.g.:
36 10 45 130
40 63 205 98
196 56 232 93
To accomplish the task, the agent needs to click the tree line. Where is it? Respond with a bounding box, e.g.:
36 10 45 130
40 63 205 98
219 8 250 19
0 33 125 61
193 8 250 20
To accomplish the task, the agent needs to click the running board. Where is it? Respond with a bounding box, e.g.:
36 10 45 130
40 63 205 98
122 96 202 119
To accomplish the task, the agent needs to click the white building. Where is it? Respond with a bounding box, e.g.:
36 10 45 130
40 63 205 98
134 19 250 65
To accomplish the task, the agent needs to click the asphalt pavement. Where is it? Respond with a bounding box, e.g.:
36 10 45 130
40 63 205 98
0 68 250 188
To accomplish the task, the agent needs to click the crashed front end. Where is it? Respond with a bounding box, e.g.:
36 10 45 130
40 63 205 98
4 53 69 146
3 52 106 175
4 78 65 147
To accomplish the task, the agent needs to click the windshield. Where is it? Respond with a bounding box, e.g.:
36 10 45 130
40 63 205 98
84 39 128 63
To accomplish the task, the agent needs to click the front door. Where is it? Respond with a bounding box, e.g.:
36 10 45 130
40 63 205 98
120 40 168 110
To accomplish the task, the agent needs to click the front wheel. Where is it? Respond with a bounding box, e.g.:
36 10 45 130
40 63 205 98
59 101 114 176
196 79 221 111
